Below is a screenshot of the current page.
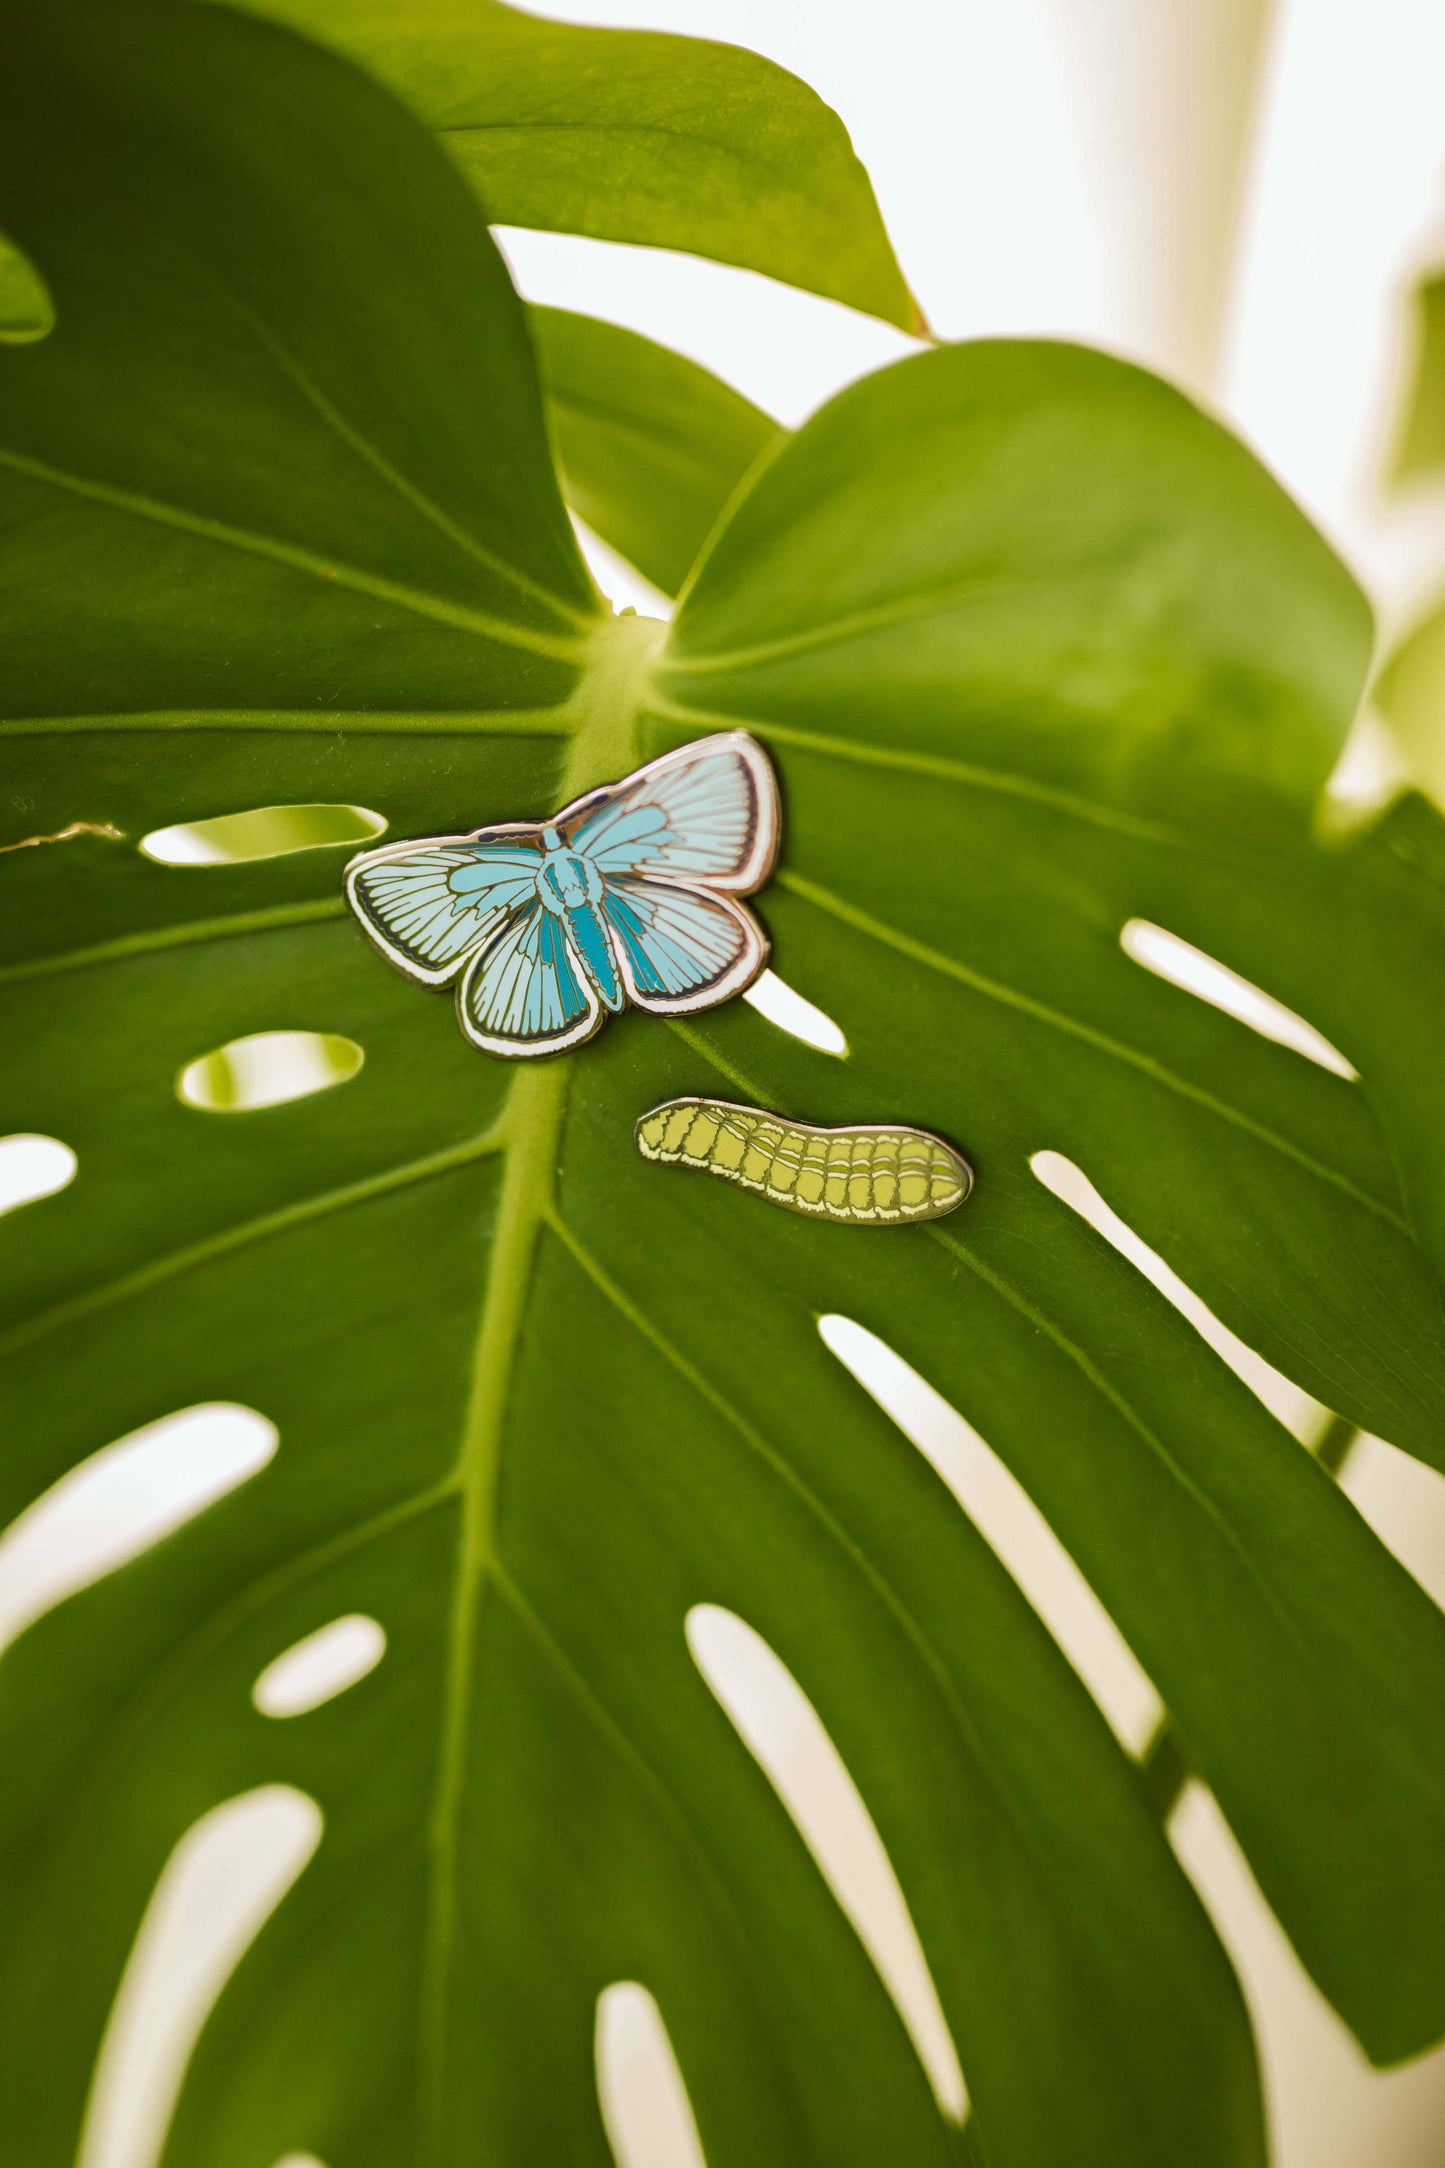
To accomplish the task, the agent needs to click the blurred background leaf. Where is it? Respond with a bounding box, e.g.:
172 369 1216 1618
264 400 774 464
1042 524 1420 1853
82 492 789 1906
530 306 780 600
222 0 922 329
1389 266 1445 488
0 231 51 343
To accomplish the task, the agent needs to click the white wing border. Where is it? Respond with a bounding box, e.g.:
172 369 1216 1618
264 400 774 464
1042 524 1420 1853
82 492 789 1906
558 730 780 896
455 911 607 1059
344 822 544 989
614 890 771 1016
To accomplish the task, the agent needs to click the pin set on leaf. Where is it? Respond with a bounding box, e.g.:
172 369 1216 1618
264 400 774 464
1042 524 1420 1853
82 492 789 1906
343 731 974 1222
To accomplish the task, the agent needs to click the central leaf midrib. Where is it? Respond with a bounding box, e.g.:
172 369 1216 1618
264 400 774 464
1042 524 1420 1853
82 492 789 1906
414 630 660 2148
419 1056 570 2154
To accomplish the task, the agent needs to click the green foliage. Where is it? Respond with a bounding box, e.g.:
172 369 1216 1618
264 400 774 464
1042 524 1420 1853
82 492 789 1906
227 0 922 329
2 4 1444 2167
531 306 780 599
1377 265 1445 809
0 232 52 342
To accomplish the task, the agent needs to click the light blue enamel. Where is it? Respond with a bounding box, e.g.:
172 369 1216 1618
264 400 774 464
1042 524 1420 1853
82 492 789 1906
346 733 777 1056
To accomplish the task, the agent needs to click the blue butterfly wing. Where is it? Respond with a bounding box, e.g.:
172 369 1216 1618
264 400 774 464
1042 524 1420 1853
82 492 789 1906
350 732 777 1041
566 732 778 892
599 877 768 1013
458 902 605 1056
346 831 542 986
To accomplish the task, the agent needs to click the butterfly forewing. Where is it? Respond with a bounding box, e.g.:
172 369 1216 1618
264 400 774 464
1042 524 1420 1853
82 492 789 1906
565 732 778 892
345 833 543 986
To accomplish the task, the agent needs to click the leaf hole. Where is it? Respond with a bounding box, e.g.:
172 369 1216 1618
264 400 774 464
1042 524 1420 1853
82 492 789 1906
252 1613 387 1719
78 1787 322 2168
595 1981 707 2168
1030 1150 1326 1440
177 1031 364 1112
0 1404 277 1659
741 969 848 1057
1119 919 1356 1080
685 1603 966 2123
140 804 386 867
0 1132 77 1217
1339 1434 1445 1612
570 512 675 621
0 229 54 344
817 1315 1163 1754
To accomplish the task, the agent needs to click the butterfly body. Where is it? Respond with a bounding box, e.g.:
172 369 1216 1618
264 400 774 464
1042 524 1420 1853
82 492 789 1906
524 829 624 1008
345 733 779 1058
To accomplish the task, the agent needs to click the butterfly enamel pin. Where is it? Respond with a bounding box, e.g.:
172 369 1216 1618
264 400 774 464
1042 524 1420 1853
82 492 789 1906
344 732 780 1058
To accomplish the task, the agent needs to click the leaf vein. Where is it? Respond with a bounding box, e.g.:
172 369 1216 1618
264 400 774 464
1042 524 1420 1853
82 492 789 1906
544 1206 1139 1974
781 869 1405 1229
0 444 586 661
201 267 592 631
928 1225 1314 1663
493 1564 813 2129
648 693 1189 847
0 1126 506 1361
0 899 348 988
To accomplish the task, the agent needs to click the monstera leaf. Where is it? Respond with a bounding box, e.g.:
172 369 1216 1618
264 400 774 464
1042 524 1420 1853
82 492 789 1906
0 232 51 342
3 7 1445 2168
0 0 919 348
224 0 922 329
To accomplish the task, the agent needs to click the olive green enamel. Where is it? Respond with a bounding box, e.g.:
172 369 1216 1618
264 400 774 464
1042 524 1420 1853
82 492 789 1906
635 1097 973 1225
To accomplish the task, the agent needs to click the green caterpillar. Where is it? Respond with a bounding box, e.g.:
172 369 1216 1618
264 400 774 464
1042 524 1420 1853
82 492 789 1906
635 1098 972 1225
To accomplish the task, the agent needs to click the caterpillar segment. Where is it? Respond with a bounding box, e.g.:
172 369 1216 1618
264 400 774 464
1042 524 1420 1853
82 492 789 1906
634 1098 972 1225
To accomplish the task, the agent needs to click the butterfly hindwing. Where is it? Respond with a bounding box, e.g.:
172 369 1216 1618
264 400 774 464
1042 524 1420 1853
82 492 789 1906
458 903 604 1056
600 878 767 1013
565 731 778 892
346 830 544 986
